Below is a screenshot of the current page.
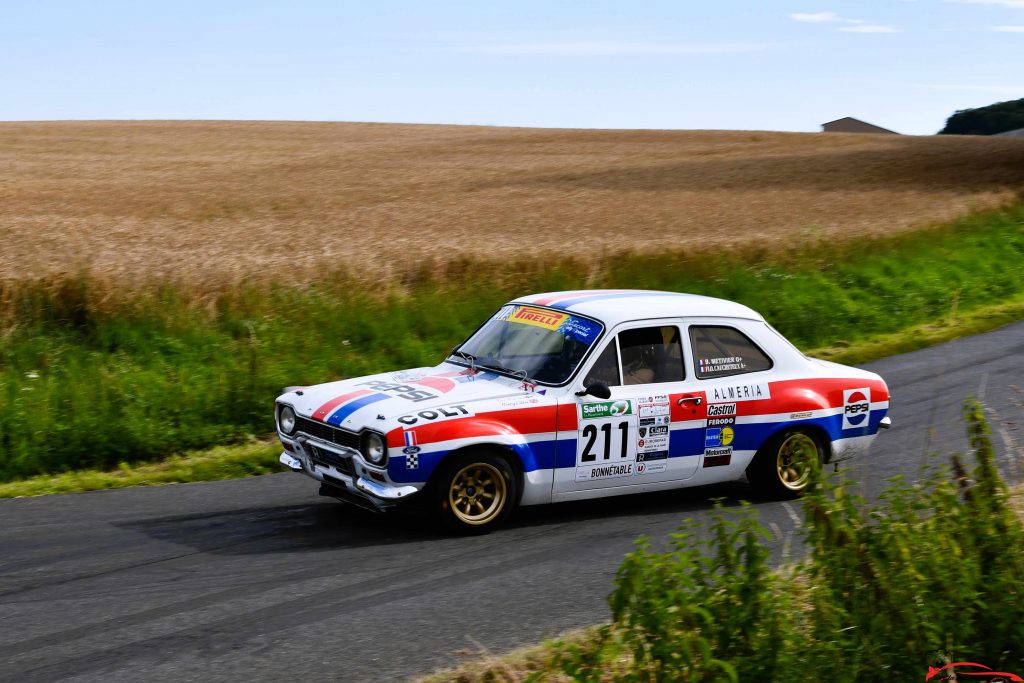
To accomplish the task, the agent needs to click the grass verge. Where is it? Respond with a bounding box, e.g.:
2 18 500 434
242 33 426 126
2 291 1023 499
1 203 1023 484
806 294 1024 365
0 439 281 498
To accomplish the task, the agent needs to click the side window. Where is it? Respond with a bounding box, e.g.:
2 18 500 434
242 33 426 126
689 326 773 379
583 341 621 388
619 326 685 386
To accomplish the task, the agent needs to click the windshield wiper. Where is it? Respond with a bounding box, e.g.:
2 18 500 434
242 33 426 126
452 354 537 386
450 349 478 372
478 364 519 377
491 366 538 388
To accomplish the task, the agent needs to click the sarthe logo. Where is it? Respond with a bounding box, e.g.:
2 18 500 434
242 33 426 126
926 662 1023 682
610 400 630 416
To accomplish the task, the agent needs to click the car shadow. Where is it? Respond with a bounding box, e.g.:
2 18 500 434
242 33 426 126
510 480 757 528
117 479 777 556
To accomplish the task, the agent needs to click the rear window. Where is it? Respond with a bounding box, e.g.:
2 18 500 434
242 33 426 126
689 326 772 379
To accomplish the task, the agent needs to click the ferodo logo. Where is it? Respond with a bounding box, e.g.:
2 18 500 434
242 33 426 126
581 400 633 420
842 388 871 429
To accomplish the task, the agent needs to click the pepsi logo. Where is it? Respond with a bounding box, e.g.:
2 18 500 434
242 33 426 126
844 390 870 427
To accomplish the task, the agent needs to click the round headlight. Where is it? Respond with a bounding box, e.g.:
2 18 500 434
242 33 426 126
362 432 387 466
279 405 297 435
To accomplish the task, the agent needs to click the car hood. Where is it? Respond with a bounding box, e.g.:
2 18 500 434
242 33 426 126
278 362 542 432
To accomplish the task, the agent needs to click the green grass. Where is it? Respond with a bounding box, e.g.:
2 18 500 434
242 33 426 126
0 439 281 498
1 203 1023 484
3 291 1023 499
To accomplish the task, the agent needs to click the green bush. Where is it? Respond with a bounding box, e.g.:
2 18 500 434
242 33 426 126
939 97 1024 135
553 399 1024 681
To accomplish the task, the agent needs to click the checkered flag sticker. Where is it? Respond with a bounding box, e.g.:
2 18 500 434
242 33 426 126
404 431 420 469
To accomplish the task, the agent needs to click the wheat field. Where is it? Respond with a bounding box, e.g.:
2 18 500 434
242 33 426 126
2 121 1023 287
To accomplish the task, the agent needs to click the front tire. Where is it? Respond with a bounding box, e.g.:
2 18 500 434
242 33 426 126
746 429 824 498
429 451 518 534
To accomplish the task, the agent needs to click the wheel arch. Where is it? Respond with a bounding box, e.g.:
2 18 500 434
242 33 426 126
753 421 834 465
759 385 838 460
425 441 526 505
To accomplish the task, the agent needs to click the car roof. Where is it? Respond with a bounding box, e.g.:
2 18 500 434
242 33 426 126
510 290 765 327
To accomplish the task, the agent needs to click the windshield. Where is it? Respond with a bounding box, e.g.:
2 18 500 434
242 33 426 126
452 304 604 385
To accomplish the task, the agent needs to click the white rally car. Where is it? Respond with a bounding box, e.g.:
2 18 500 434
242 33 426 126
276 290 891 532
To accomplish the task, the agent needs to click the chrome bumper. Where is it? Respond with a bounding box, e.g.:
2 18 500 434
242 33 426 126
280 452 303 472
278 451 419 510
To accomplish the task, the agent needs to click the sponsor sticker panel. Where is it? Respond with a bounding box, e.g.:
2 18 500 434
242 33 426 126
636 395 670 463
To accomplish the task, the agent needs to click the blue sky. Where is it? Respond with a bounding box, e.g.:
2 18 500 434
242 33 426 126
1 1 1021 134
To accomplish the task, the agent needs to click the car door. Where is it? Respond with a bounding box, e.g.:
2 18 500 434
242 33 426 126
554 323 703 494
685 322 777 468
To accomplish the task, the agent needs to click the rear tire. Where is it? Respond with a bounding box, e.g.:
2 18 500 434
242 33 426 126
429 450 518 534
746 429 824 498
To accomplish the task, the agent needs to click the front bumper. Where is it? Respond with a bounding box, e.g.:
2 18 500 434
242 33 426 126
278 444 419 512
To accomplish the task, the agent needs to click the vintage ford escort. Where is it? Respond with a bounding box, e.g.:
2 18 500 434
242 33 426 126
277 290 891 532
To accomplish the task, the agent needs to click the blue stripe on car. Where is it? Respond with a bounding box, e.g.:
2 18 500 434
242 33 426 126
325 393 390 426
386 409 889 484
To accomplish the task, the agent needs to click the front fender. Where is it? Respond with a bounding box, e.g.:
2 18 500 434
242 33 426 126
385 411 559 484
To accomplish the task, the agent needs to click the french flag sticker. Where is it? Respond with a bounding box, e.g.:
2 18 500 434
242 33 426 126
404 432 417 449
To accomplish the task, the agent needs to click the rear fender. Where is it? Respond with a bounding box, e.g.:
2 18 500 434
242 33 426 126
760 386 836 459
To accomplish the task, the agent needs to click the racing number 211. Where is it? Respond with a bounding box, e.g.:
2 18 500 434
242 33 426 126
580 421 629 462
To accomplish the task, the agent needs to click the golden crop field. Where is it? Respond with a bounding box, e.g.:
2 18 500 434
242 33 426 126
2 121 1023 287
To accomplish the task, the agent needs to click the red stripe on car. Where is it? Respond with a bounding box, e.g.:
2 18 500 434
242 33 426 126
311 389 373 422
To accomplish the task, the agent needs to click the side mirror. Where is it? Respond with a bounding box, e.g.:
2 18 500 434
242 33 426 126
575 380 611 400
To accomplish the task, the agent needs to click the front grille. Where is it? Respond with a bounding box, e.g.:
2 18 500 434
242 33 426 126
307 443 356 477
295 416 361 450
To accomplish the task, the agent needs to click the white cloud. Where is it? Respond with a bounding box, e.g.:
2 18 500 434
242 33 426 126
990 24 1024 30
946 0 1024 8
458 42 769 56
789 11 898 32
790 12 843 22
839 24 901 32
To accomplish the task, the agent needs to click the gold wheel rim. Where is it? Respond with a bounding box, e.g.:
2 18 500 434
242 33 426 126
776 433 818 491
448 462 507 526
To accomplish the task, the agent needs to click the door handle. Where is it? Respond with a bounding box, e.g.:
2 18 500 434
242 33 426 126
677 396 703 406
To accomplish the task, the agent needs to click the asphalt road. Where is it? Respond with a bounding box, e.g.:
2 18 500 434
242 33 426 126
2 321 1023 683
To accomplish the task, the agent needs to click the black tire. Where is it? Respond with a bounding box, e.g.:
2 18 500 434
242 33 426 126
746 429 824 499
428 450 519 534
